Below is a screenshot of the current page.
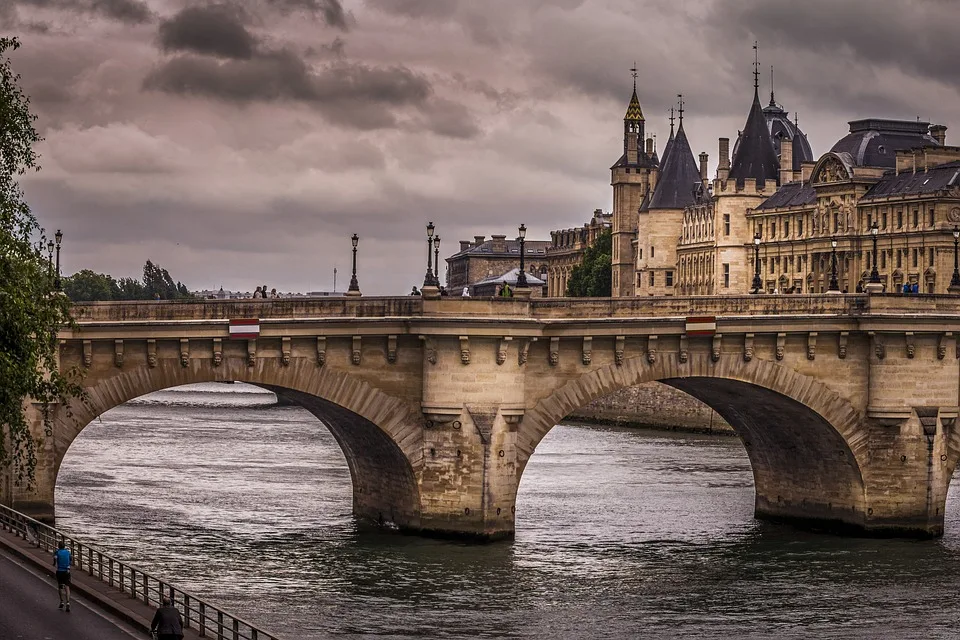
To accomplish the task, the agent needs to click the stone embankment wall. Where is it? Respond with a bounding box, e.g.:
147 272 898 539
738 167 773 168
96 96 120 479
567 381 734 434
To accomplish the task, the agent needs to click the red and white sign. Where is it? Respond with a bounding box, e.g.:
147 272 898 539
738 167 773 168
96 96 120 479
229 318 260 339
685 316 717 336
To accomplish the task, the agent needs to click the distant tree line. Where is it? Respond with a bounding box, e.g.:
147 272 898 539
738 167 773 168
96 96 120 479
64 260 194 301
566 229 612 297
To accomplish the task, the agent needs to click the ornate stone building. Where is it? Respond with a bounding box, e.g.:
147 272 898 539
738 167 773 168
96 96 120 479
545 209 611 296
613 63 959 296
446 235 550 294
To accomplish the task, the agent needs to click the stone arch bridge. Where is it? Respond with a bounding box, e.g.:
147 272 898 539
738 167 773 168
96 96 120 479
6 294 960 540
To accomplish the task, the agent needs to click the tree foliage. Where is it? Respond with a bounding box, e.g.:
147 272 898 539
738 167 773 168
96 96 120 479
566 229 612 297
63 260 194 301
0 37 81 486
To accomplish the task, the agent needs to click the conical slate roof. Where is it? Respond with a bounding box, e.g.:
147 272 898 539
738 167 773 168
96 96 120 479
729 89 779 186
624 88 644 121
659 124 676 171
648 124 701 210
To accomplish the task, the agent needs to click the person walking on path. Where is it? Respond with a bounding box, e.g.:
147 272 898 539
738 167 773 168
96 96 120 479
151 597 184 640
53 540 71 612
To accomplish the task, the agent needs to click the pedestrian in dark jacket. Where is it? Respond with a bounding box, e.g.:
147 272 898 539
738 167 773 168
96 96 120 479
151 597 184 640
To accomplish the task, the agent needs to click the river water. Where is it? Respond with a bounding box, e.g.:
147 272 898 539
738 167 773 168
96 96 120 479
55 383 960 639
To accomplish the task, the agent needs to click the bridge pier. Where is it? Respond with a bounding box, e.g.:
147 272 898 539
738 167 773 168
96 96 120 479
5 402 59 524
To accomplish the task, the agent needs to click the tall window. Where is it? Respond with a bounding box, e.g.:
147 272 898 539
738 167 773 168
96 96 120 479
912 210 919 228
798 217 804 236
897 251 902 268
723 264 730 288
929 208 936 226
639 248 643 259
784 220 790 237
723 214 730 236
651 246 655 258
666 271 674 287
866 213 872 229
881 251 886 269
883 211 889 229
913 248 919 268
897 210 903 229
930 247 935 267
649 271 655 286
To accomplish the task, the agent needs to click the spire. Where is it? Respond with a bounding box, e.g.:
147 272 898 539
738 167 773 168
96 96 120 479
769 65 776 107
729 46 780 187
648 115 701 210
661 109 676 169
677 93 684 128
753 41 759 93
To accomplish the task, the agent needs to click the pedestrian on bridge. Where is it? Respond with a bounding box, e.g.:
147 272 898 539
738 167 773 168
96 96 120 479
151 596 184 640
53 540 71 612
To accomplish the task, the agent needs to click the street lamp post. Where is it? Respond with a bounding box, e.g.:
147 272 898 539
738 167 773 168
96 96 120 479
347 233 361 295
433 236 441 287
47 239 54 286
751 231 762 294
949 226 960 293
828 236 840 292
54 229 63 291
517 224 528 288
869 221 880 283
423 222 436 288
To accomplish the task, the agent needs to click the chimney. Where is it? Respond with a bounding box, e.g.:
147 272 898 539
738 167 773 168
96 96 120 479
491 234 507 253
460 240 472 251
473 235 485 247
800 161 815 183
718 137 730 181
930 124 947 146
780 139 794 185
698 152 709 181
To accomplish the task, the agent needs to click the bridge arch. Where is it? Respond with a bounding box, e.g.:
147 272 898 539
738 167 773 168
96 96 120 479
519 353 868 531
51 359 424 530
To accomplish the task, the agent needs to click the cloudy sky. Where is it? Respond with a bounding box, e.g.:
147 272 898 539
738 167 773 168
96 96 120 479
4 0 959 294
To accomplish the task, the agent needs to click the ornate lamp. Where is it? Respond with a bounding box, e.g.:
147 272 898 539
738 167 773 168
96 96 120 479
517 223 528 288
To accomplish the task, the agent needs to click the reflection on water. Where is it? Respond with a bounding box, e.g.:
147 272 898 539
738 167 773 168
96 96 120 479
56 383 960 639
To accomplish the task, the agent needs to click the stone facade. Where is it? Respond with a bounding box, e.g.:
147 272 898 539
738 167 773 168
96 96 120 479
446 235 550 294
6 296 960 542
545 210 611 296
612 70 959 297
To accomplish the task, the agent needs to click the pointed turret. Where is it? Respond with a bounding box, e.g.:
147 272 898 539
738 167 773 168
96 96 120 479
729 84 780 187
648 122 700 210
660 107 676 170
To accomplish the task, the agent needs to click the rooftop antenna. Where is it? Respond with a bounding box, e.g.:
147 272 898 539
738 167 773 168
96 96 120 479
630 62 638 91
677 94 684 127
752 41 760 92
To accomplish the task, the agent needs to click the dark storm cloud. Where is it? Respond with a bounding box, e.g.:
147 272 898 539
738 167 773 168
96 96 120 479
142 48 477 137
265 0 348 30
13 0 152 24
158 5 257 60
716 0 960 86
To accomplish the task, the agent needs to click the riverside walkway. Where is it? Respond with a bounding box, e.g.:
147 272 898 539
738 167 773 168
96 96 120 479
0 505 277 639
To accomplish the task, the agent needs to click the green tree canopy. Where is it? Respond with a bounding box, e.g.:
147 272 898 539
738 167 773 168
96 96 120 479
0 37 79 485
566 229 612 297
63 261 195 301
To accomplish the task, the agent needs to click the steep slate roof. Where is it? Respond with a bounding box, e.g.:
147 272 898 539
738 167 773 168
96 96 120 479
648 124 701 210
830 119 939 168
860 161 960 201
729 88 780 186
755 181 816 210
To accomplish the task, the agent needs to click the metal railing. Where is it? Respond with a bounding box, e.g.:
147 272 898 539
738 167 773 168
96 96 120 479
0 504 279 640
